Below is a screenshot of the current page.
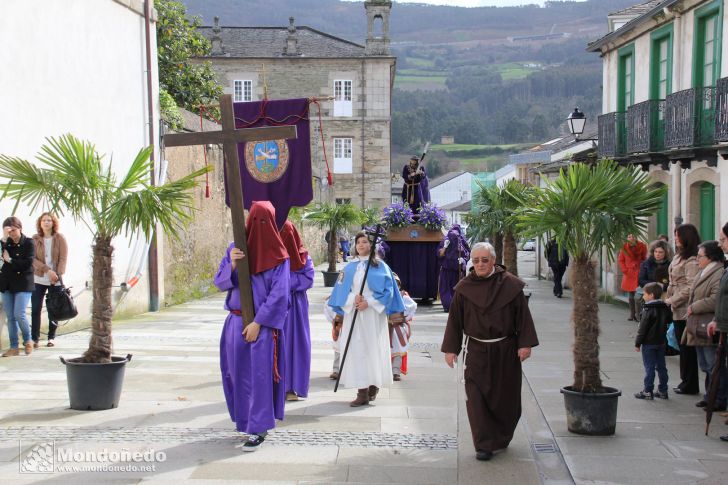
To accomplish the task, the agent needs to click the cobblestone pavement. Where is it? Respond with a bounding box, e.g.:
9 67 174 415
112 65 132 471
0 426 457 449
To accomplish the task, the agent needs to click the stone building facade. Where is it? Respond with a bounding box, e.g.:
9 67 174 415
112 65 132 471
196 0 396 210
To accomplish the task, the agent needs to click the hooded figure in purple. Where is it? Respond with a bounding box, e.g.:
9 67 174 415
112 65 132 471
280 220 315 400
438 224 470 312
215 201 290 449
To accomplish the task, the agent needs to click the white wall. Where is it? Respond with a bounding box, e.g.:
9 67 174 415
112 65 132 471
496 165 516 186
429 173 472 207
0 0 160 320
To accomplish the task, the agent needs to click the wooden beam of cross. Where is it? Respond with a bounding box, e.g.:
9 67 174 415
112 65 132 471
164 94 297 326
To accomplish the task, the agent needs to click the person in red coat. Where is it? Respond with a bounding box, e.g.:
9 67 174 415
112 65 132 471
618 234 648 321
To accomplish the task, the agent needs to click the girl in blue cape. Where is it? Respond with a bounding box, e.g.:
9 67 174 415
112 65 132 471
328 231 405 407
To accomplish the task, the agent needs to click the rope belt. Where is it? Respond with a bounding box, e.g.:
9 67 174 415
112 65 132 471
459 334 508 384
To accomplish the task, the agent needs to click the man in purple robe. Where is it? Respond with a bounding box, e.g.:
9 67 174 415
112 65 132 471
401 156 430 213
215 201 290 451
280 220 315 400
438 225 470 312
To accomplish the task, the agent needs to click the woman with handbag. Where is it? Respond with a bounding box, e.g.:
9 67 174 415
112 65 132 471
665 223 701 395
31 212 68 347
684 241 727 410
0 217 36 357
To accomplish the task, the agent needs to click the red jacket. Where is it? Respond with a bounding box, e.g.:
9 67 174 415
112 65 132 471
618 241 647 292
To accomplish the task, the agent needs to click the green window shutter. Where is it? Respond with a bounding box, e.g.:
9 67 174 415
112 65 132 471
650 23 673 100
692 1 722 145
699 182 716 241
692 0 723 89
656 188 668 237
618 44 636 112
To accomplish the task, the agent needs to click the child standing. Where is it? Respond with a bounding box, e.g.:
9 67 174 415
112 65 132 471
391 274 416 381
324 294 342 380
634 282 672 400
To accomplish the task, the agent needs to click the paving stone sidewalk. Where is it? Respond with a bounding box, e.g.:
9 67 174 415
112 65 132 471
0 252 726 484
519 251 728 485
0 259 541 484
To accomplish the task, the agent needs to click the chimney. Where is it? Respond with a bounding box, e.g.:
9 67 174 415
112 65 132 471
284 17 301 56
211 16 224 55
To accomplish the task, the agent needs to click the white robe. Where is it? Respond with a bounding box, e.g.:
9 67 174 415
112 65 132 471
391 294 417 357
338 258 393 389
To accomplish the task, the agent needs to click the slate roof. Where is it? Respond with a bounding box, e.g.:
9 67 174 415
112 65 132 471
587 0 680 52
198 25 367 58
609 0 664 17
528 131 598 155
441 199 471 211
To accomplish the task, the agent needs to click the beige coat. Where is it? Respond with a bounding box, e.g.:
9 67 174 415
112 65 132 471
666 254 699 321
682 262 723 346
32 232 68 278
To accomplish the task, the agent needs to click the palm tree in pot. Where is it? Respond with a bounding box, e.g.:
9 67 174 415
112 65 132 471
0 134 209 408
303 202 362 286
472 179 532 274
518 160 665 435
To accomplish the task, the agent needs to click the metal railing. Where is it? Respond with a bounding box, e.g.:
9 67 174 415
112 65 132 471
715 77 728 142
665 87 715 149
627 99 665 153
598 111 626 158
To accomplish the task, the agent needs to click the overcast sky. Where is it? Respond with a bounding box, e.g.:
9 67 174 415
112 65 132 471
342 0 555 7
393 0 546 6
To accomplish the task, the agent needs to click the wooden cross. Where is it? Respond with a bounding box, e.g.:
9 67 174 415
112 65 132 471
164 94 297 326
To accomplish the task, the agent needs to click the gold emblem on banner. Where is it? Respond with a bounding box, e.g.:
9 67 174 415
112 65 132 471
244 139 290 183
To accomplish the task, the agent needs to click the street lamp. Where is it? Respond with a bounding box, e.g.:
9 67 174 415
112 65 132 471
567 107 587 138
566 107 597 142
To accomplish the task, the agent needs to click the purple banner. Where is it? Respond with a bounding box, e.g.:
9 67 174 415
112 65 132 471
229 98 312 228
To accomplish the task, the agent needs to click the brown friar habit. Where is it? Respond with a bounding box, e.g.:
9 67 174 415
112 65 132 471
441 266 539 452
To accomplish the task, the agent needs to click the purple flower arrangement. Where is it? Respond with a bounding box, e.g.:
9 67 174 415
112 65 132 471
382 202 414 229
418 202 448 231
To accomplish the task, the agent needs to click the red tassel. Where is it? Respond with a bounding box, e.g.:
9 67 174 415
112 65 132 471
310 98 333 186
200 107 211 199
272 330 281 383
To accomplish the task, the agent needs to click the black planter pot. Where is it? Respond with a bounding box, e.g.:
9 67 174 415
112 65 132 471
561 385 621 436
61 354 132 410
322 271 339 287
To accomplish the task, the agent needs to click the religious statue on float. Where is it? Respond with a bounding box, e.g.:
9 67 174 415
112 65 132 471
400 144 431 214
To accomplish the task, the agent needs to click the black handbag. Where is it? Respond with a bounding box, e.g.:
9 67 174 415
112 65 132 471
46 278 78 321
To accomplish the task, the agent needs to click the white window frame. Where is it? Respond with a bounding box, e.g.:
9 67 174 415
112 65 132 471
333 137 353 173
333 79 353 117
233 79 253 102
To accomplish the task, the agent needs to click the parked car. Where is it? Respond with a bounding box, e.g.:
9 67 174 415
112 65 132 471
522 238 536 251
